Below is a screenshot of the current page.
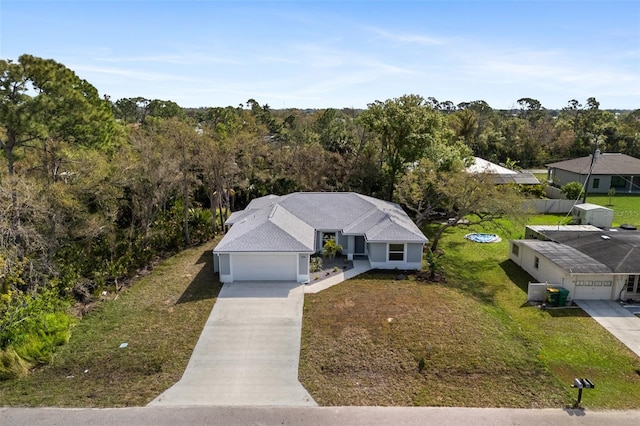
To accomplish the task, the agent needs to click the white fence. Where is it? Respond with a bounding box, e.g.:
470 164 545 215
545 186 566 199
522 199 578 214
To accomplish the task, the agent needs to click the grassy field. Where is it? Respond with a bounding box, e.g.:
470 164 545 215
2 203 639 408
0 240 220 407
299 216 640 408
585 194 640 226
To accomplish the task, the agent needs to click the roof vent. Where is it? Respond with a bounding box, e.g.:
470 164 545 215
600 235 611 240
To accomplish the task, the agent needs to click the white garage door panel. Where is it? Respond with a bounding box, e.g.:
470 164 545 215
573 284 612 300
233 254 297 281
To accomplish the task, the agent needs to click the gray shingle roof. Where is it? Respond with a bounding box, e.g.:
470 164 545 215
215 204 315 252
541 229 640 274
518 240 611 274
214 192 428 253
546 153 640 175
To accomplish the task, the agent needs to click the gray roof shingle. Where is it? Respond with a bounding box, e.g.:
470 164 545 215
215 192 428 253
215 204 315 252
546 153 640 175
518 240 611 274
541 229 640 274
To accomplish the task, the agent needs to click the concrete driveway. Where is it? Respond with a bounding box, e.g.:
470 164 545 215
149 281 316 406
574 300 640 357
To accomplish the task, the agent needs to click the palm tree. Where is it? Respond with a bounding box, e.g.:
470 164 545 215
322 239 342 261
426 249 444 281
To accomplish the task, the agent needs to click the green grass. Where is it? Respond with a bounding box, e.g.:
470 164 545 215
3 209 639 409
585 194 640 226
0 240 221 407
299 216 640 408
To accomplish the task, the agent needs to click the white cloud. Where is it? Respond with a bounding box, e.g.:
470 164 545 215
363 26 445 46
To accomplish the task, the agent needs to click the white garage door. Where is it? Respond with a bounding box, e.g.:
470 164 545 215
572 281 614 300
232 253 297 281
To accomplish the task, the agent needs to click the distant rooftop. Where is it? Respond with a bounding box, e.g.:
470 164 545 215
546 153 640 175
466 157 540 185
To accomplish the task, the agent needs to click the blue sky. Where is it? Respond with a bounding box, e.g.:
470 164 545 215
1 1 639 109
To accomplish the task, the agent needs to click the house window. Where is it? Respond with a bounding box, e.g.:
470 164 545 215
627 275 638 293
322 232 336 244
534 256 539 269
511 244 519 256
592 178 600 189
388 243 405 261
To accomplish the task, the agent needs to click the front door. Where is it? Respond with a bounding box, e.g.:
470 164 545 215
626 275 640 297
355 236 365 254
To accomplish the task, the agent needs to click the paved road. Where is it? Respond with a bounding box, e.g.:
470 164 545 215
574 299 640 357
149 281 316 406
2 406 639 426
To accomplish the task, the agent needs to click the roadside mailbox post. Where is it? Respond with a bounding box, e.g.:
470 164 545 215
571 378 595 406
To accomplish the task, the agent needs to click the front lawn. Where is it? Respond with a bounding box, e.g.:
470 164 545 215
0 240 221 407
299 218 640 408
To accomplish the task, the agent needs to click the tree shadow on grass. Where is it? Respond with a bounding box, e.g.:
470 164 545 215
499 259 533 295
545 307 590 318
446 257 500 304
176 249 222 304
352 270 417 281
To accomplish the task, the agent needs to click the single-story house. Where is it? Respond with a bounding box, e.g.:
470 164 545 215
510 225 640 301
546 153 640 194
466 157 540 185
213 192 428 283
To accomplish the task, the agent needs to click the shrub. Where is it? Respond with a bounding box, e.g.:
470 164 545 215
310 257 323 273
322 239 343 261
561 181 584 200
0 348 29 380
0 289 74 378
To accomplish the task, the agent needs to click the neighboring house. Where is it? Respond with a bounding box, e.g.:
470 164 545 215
466 157 539 185
510 225 640 301
546 153 640 194
213 192 428 283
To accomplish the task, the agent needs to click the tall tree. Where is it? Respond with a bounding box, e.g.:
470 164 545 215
0 54 117 254
358 94 446 200
398 159 523 252
128 121 180 240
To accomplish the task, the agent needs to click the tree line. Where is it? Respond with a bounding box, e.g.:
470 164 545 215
1 54 639 377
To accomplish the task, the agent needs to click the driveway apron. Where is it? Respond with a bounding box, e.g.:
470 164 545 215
574 300 640 358
149 281 317 406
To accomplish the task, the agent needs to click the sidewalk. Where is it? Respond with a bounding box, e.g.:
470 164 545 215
304 259 372 294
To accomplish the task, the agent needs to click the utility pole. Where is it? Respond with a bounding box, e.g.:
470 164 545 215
582 137 600 204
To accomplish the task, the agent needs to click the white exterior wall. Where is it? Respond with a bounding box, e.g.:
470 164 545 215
584 210 613 228
513 243 571 289
510 241 621 300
